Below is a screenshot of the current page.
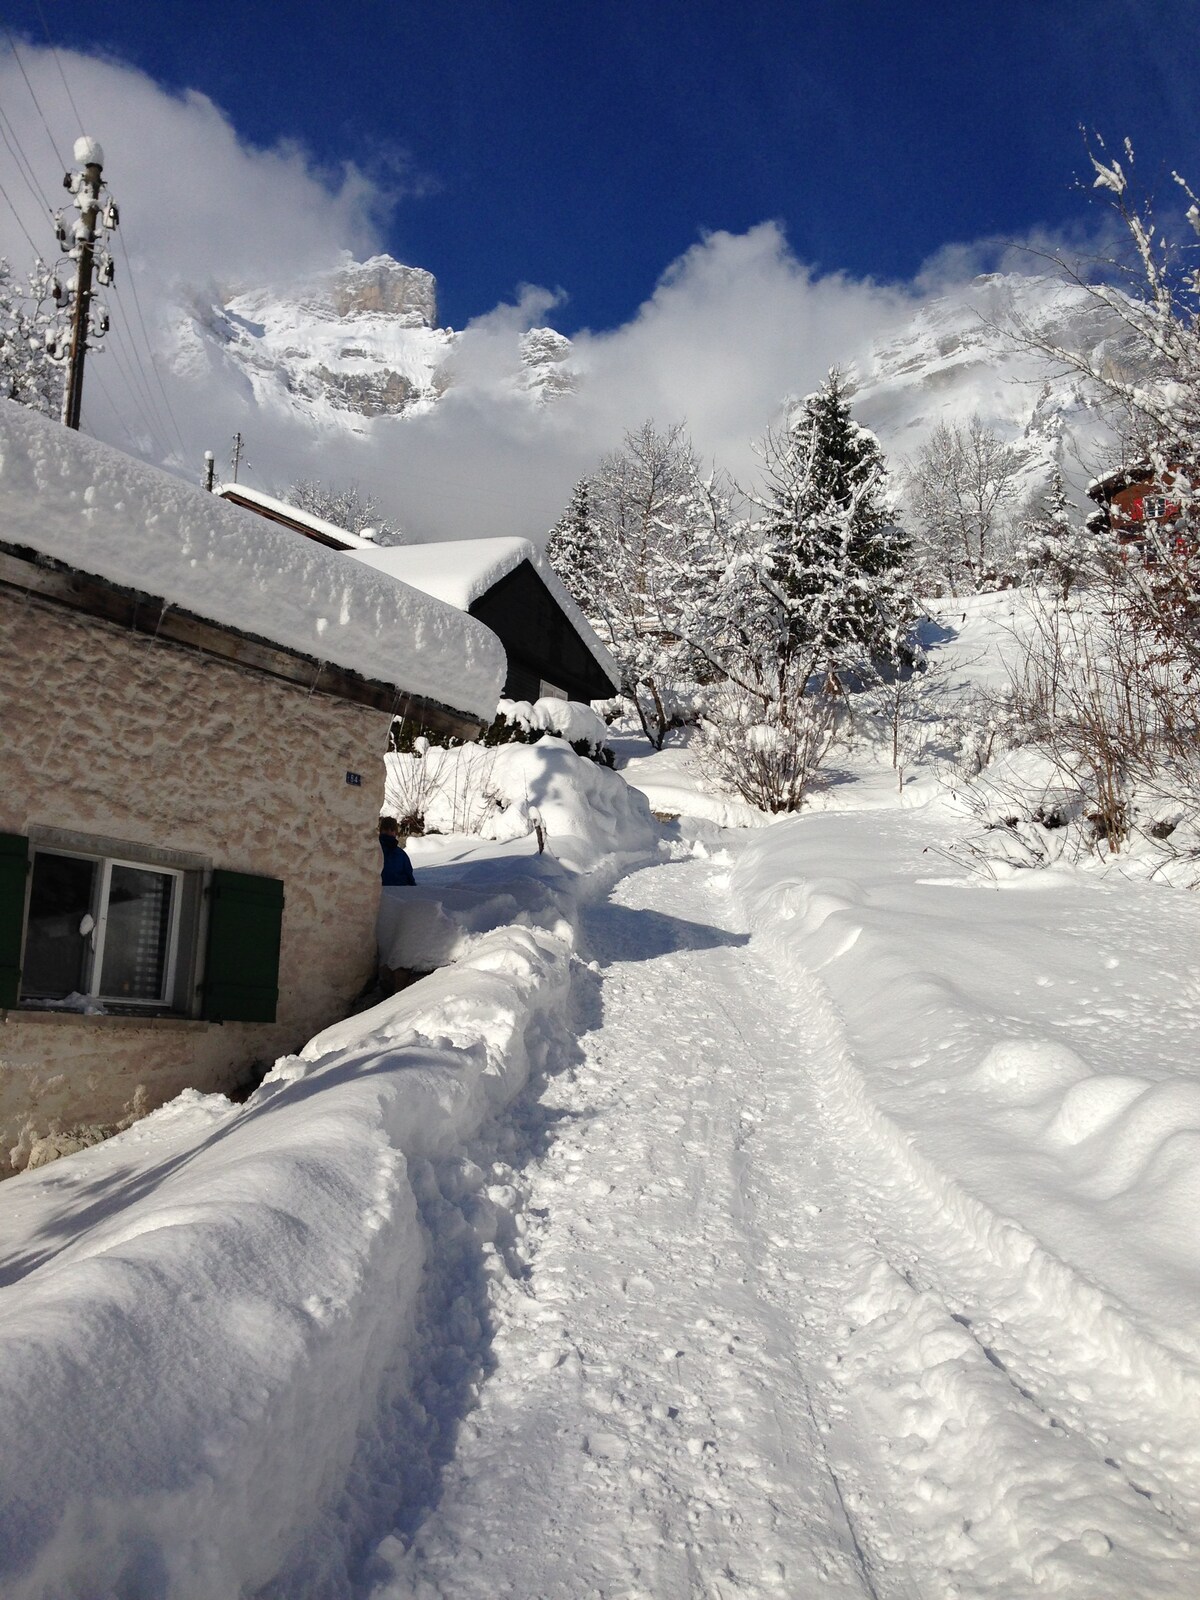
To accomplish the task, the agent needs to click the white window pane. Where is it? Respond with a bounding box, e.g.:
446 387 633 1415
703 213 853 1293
99 866 173 1000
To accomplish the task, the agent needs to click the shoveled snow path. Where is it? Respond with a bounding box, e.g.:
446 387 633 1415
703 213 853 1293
369 853 1197 1599
371 855 885 1598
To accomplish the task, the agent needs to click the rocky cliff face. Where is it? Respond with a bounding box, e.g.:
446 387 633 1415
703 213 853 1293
170 253 573 424
327 256 438 323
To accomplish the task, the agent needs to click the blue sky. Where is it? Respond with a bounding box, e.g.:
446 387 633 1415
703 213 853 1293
5 1 1198 332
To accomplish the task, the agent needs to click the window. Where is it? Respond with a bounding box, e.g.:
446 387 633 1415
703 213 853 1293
1140 495 1168 521
22 846 198 1013
0 832 285 1023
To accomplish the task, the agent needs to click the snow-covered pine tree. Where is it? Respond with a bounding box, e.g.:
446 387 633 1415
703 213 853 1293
1018 466 1103 599
749 369 911 688
0 259 65 417
546 477 601 605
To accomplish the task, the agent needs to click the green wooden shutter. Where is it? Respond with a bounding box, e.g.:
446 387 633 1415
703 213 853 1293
0 835 30 1009
202 870 284 1024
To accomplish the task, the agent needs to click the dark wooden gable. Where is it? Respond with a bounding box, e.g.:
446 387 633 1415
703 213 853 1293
467 560 616 704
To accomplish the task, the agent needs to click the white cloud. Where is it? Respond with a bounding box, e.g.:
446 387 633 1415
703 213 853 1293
350 225 913 541
0 45 1081 548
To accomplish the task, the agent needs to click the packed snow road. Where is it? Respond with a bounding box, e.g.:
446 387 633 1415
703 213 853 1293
370 854 887 1599
370 849 1200 1600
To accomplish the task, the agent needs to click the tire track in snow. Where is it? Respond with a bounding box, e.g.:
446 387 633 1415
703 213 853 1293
366 854 1197 1599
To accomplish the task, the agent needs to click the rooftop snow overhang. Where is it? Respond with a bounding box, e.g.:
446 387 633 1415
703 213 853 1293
217 484 377 551
349 536 621 693
0 541 485 737
0 401 507 724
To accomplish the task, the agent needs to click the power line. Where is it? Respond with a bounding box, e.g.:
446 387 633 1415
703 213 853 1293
0 173 49 263
106 285 185 459
1 26 64 168
114 230 189 459
99 323 172 458
85 363 146 456
0 100 54 224
32 0 83 135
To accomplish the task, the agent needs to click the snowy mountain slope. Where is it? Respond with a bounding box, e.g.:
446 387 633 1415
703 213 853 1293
851 271 1129 504
167 255 1123 498
169 253 575 428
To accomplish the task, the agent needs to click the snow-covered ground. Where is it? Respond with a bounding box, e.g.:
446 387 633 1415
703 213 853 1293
2 606 1199 1597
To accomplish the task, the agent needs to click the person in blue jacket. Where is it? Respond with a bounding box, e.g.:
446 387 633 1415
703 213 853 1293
378 815 416 886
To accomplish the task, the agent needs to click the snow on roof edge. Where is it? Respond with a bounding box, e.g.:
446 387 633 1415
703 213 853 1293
0 401 506 722
350 536 620 693
216 483 376 550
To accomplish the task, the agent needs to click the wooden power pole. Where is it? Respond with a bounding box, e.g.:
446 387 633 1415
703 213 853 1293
59 136 117 431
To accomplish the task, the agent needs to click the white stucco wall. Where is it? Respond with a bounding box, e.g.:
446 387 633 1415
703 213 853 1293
0 587 393 1173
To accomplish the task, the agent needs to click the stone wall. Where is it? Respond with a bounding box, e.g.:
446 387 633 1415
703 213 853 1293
0 586 392 1173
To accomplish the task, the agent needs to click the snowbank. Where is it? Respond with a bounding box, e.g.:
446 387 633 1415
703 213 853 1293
0 927 571 1599
0 400 505 719
385 735 661 877
732 807 1200 1358
0 743 662 1598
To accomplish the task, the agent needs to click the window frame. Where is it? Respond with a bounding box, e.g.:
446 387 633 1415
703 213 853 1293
19 829 212 1018
24 846 186 1009
3 830 286 1025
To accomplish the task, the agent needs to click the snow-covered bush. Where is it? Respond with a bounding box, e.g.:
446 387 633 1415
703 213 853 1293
385 740 501 837
0 258 65 416
1000 585 1200 855
696 680 839 814
386 700 615 835
385 734 659 869
484 697 614 766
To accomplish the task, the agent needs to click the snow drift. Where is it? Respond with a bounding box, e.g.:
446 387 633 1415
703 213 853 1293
0 744 661 1599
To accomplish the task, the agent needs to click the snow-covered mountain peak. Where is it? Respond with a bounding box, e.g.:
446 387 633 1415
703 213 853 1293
170 253 454 423
519 326 577 400
324 254 438 325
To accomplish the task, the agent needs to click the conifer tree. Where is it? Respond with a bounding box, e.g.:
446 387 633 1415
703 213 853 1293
749 369 911 687
1018 466 1102 600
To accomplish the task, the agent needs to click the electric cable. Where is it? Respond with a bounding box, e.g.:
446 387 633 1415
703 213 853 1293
1 26 64 167
32 0 84 135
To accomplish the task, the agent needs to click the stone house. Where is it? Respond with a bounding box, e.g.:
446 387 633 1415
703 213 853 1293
0 402 505 1173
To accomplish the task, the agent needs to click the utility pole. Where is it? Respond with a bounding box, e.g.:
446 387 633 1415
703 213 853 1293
203 450 215 491
230 432 244 482
57 135 117 431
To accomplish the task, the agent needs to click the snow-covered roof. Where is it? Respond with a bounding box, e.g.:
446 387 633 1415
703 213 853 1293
349 536 620 690
0 401 506 721
216 483 377 550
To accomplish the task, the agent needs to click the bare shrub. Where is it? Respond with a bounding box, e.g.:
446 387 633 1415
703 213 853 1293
383 736 447 835
1000 585 1200 852
697 684 839 813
